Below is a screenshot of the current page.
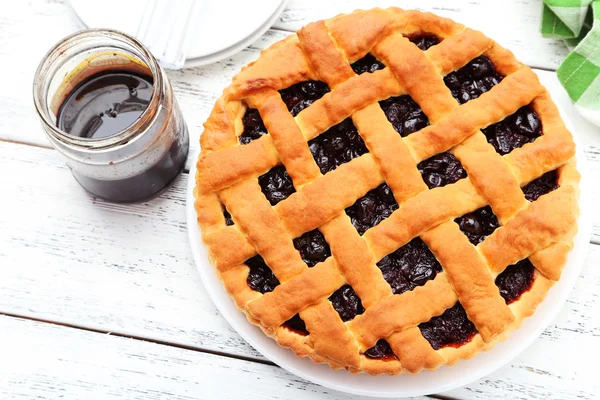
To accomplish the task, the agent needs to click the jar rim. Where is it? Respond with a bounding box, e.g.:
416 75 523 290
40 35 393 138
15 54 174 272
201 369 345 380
32 28 163 151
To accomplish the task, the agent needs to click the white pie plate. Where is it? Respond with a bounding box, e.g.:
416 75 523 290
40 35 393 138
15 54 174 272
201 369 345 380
186 70 593 397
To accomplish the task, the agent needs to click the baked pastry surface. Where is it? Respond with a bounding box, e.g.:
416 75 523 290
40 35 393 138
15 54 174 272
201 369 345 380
194 8 580 375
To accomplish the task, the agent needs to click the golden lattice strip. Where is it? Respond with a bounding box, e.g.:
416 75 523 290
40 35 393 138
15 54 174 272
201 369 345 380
327 9 399 62
197 135 278 194
276 154 383 237
373 32 457 122
388 327 445 373
204 227 256 270
427 28 493 75
199 97 240 152
421 222 514 342
507 133 575 185
296 69 401 141
303 300 362 369
528 161 580 280
400 9 465 39
220 265 263 311
453 133 527 223
319 215 392 308
274 323 314 357
528 227 576 281
352 104 427 202
253 91 321 186
483 43 523 76
247 259 343 328
230 36 315 99
480 186 578 274
298 21 355 87
220 179 306 281
364 179 486 262
194 192 227 234
348 274 458 350
361 356 402 376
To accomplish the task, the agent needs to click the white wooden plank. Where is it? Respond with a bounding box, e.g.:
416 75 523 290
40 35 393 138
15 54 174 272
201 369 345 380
275 0 569 70
0 140 263 361
0 139 599 399
0 315 406 400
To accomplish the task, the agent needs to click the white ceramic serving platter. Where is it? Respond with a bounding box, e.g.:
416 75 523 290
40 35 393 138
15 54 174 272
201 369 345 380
186 70 593 397
68 0 286 68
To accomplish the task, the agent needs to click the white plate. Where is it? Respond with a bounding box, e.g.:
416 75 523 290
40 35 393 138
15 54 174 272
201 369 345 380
68 0 286 68
183 0 287 68
186 70 593 397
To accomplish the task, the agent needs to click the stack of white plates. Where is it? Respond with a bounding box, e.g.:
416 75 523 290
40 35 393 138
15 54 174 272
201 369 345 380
68 0 287 68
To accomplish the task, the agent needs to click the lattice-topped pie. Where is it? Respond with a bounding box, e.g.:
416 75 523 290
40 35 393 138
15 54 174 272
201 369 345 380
194 8 580 375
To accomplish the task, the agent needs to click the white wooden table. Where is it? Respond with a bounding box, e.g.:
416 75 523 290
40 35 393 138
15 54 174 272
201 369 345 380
1 1 599 399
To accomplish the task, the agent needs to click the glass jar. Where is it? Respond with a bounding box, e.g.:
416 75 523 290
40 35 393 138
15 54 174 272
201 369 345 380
33 29 189 202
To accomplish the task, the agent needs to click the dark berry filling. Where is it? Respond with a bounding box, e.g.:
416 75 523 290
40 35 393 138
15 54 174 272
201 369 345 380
379 95 429 137
279 80 330 117
364 339 397 360
284 314 309 335
376 237 443 295
246 255 280 294
223 209 234 226
329 285 365 322
293 229 331 267
258 165 296 206
522 170 558 202
408 34 441 51
455 206 500 246
444 56 502 104
418 152 467 189
345 183 399 235
239 108 268 145
495 259 535 304
351 53 385 75
308 118 369 174
419 303 478 350
483 106 542 155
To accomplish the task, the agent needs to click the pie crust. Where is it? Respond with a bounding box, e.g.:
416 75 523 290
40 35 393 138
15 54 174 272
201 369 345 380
194 8 580 375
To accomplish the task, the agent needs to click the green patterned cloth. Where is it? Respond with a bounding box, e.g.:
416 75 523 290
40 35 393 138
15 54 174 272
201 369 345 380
542 0 600 119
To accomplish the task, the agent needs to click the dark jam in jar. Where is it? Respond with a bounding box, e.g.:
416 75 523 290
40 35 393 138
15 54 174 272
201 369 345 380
57 70 154 139
55 69 188 203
